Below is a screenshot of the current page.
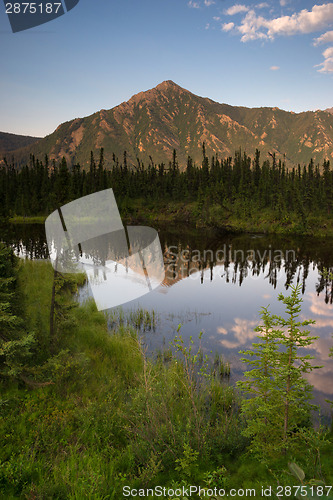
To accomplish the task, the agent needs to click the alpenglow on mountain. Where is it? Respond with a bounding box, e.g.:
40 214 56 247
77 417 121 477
6 81 333 168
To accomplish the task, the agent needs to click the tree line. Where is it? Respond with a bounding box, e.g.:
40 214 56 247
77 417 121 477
1 145 332 220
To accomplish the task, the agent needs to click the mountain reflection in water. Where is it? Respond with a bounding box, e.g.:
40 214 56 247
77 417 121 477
2 223 333 413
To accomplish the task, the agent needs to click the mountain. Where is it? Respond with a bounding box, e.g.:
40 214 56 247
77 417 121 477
325 107 333 115
0 131 40 158
5 81 333 168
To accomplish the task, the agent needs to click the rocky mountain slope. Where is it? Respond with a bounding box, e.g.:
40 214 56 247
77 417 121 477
4 81 333 168
0 131 40 158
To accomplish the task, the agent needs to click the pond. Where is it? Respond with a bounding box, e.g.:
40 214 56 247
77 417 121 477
2 222 333 417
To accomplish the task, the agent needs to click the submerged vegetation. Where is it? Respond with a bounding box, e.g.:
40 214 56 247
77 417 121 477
107 307 157 333
0 244 333 498
2 145 333 236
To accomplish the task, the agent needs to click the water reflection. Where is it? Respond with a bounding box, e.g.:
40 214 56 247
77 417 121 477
0 223 49 260
158 231 333 299
1 223 333 413
3 224 333 297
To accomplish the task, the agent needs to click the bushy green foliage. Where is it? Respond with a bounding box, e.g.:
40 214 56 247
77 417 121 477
0 244 35 380
238 284 322 459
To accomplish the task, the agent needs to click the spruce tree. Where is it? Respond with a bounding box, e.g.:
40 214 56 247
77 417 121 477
237 284 321 458
0 244 35 382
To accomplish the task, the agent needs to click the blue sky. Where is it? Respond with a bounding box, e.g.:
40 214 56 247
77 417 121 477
1 0 333 137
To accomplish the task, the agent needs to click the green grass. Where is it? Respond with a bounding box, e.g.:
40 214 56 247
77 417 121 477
8 215 47 224
6 198 333 238
0 260 332 499
120 199 333 238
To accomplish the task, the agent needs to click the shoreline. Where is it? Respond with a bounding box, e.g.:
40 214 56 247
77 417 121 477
4 201 333 238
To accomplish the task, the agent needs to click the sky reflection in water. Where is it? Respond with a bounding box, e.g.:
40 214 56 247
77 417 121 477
2 224 333 414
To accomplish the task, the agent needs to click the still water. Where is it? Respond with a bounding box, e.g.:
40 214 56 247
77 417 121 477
2 223 333 415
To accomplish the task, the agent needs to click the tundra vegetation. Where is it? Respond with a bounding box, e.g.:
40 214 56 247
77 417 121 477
0 243 333 499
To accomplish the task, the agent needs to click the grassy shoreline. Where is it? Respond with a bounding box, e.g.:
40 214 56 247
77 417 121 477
5 200 333 238
7 215 47 224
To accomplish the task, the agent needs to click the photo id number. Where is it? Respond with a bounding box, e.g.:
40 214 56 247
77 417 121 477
5 3 62 14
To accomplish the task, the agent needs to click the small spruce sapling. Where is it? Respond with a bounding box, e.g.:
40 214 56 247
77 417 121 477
237 284 321 458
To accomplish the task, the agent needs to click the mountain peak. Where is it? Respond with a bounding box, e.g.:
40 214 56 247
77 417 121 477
155 80 181 90
6 82 333 169
125 80 186 107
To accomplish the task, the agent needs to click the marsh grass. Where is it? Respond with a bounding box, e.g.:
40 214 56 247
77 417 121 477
107 306 157 333
213 352 231 380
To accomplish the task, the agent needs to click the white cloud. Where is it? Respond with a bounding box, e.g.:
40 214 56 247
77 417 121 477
225 4 249 16
204 0 215 5
219 2 333 76
222 22 235 31
323 46 333 58
236 3 333 42
270 65 280 70
238 9 268 41
188 0 200 8
314 30 333 46
213 16 221 21
267 4 333 37
316 45 333 72
205 23 210 29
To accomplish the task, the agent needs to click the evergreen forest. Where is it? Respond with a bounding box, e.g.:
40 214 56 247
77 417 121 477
1 145 333 236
